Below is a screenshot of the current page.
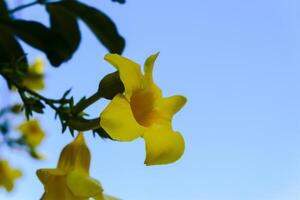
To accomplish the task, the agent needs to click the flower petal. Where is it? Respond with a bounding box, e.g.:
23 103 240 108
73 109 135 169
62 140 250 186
100 94 144 141
143 126 185 165
23 58 45 91
57 132 90 173
18 119 45 147
155 95 187 124
144 52 159 85
105 54 143 99
36 169 73 200
0 160 22 192
66 171 103 198
29 58 44 74
143 53 162 97
36 168 65 184
23 78 45 91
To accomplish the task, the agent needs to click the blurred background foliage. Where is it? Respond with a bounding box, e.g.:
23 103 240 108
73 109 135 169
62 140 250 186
0 0 126 193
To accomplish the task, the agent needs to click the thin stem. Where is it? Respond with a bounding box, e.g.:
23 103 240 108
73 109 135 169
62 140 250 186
1 74 62 116
3 74 63 104
1 74 101 132
68 117 100 131
72 92 102 115
9 1 40 14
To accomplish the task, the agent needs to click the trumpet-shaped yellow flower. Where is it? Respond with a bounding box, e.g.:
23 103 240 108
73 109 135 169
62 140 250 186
100 53 187 165
22 58 45 90
0 160 22 192
37 133 117 200
18 119 45 148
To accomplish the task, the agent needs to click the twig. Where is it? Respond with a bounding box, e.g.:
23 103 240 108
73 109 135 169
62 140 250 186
9 1 40 14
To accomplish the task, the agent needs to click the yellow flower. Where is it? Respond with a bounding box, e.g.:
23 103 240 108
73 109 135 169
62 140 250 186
37 133 117 200
100 53 187 165
18 119 45 148
22 58 45 90
0 160 22 192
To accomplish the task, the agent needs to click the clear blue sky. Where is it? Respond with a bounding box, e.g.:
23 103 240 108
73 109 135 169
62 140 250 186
1 0 300 199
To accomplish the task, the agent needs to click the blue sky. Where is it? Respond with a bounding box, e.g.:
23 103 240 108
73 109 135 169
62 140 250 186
1 0 300 199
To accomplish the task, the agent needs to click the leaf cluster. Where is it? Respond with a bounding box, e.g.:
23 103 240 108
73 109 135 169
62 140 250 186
0 0 126 139
0 0 125 67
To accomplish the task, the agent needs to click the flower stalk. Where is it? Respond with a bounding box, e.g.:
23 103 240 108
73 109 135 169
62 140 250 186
1 73 102 133
72 92 102 115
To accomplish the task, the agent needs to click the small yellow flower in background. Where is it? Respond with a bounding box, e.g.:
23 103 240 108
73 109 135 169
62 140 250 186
18 119 45 148
100 53 187 166
0 160 22 192
37 132 118 200
22 58 45 91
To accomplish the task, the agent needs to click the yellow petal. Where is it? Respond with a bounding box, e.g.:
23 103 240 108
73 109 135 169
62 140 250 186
0 160 22 192
100 94 144 141
18 119 45 147
143 126 185 165
36 169 74 200
94 194 105 200
143 52 162 101
57 133 90 174
155 95 187 124
22 78 45 91
144 53 159 85
23 58 45 91
105 54 143 99
66 171 103 198
36 168 65 184
29 58 44 74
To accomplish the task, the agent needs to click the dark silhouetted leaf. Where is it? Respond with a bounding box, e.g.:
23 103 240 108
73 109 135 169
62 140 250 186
0 28 27 68
0 19 74 66
0 0 27 68
0 0 9 18
49 1 125 54
93 127 112 139
46 3 81 56
112 0 126 4
62 88 72 99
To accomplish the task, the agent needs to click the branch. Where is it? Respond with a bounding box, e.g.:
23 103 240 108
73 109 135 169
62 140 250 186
72 92 102 115
1 74 101 132
9 1 40 14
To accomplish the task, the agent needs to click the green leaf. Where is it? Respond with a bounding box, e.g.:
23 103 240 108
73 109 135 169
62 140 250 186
26 98 45 114
0 1 27 69
0 27 27 69
49 1 125 54
0 19 73 66
62 88 72 99
93 127 112 139
0 0 9 18
46 3 81 57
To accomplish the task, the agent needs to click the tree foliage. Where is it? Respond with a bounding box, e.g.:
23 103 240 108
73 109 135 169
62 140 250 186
0 0 187 198
0 0 125 140
0 2 126 190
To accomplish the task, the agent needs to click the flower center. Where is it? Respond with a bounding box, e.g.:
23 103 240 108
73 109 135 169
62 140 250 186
28 124 39 135
130 90 159 127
